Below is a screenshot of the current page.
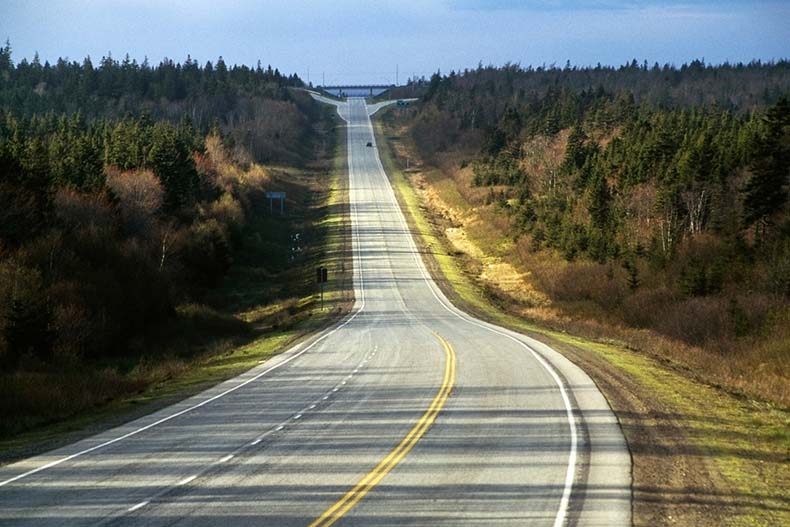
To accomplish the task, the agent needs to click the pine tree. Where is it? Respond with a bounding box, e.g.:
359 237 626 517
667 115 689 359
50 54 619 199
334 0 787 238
623 259 640 291
563 125 588 173
148 122 198 210
0 40 13 78
588 174 611 229
742 97 790 234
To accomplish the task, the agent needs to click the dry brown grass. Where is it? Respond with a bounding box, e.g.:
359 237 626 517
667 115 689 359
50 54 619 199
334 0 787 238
515 243 790 405
0 367 150 437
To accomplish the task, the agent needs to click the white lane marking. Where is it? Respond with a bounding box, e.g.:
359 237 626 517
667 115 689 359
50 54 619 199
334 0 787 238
341 380 347 385
0 191 369 488
308 404 317 410
178 475 197 486
219 454 234 463
332 387 339 392
250 439 262 446
322 395 330 400
275 425 284 432
293 414 302 420
128 501 149 512
361 98 578 527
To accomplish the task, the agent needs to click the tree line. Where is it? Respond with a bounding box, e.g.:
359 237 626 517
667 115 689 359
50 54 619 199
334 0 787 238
0 41 316 164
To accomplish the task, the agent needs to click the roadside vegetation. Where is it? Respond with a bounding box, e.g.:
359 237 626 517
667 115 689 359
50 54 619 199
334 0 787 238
375 59 789 526
0 44 352 453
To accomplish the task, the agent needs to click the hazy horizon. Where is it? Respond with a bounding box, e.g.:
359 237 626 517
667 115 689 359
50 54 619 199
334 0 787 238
1 0 788 85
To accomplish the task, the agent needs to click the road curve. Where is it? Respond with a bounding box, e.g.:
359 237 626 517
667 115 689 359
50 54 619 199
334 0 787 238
0 96 631 526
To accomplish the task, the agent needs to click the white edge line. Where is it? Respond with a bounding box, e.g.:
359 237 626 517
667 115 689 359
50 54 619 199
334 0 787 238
219 454 234 463
178 475 197 486
0 127 368 489
127 500 149 512
362 99 577 527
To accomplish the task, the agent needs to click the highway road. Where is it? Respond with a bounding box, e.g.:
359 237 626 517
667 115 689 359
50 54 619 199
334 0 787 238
0 96 631 526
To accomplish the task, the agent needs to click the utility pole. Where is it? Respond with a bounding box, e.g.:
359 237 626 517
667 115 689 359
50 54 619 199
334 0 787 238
396 64 399 86
322 71 325 87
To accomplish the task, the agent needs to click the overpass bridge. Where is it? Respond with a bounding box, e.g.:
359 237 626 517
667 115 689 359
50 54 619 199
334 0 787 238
319 84 395 97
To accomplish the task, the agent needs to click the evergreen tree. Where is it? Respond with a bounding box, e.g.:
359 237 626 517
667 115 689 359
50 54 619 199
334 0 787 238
148 122 199 210
563 125 588 172
742 97 790 232
588 174 611 230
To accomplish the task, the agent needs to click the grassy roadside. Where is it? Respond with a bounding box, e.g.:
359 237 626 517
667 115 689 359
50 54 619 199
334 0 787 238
373 115 789 527
0 112 353 464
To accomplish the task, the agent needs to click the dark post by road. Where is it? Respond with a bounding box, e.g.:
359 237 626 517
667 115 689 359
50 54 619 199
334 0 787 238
316 266 328 310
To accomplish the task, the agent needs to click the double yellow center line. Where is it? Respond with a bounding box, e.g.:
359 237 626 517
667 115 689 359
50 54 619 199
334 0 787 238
307 333 457 527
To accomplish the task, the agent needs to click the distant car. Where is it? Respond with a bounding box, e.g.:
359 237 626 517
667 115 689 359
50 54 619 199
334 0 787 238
366 141 373 147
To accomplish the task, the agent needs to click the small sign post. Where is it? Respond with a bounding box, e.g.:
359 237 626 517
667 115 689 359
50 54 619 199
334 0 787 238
265 191 286 215
316 266 328 310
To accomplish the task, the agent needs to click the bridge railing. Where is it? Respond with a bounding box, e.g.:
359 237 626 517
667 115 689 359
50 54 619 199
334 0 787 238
319 85 396 90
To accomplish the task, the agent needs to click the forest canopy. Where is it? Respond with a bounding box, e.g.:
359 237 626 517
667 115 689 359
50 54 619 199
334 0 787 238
0 44 318 375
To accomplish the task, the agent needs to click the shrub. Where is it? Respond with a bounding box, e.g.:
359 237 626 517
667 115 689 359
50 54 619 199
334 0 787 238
180 219 233 289
654 296 728 346
620 286 677 328
0 261 53 368
52 188 114 231
208 193 245 232
106 168 164 237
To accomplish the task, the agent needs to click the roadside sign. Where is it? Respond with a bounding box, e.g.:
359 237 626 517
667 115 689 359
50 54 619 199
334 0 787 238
265 191 286 215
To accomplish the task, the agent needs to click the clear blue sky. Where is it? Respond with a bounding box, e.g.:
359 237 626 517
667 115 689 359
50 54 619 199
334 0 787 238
1 1 788 85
